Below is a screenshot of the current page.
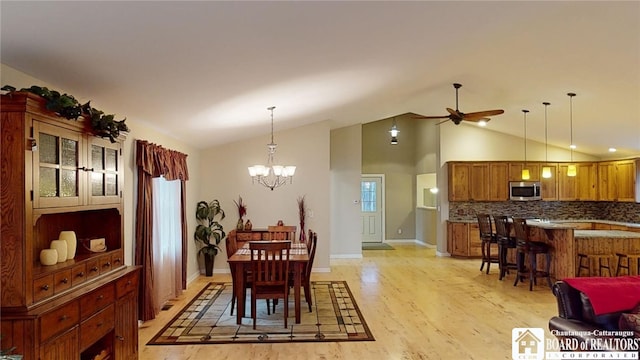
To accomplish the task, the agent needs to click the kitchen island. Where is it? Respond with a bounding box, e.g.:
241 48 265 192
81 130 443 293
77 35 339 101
526 221 640 280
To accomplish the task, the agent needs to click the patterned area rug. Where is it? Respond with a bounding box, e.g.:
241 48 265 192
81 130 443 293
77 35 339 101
147 281 374 344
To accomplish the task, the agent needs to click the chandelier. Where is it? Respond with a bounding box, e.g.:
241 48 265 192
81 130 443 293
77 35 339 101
248 106 296 190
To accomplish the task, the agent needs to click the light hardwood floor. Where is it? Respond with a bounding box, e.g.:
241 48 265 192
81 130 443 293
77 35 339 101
138 244 558 359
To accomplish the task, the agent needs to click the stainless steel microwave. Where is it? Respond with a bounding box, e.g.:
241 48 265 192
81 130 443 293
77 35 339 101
509 181 541 201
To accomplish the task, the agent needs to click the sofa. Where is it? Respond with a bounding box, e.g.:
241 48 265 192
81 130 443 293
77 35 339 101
549 278 640 352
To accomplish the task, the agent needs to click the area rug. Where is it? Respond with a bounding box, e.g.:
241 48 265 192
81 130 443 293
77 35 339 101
147 280 374 344
362 242 394 250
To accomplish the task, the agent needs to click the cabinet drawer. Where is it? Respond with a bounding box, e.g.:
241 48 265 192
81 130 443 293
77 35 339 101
86 258 101 280
80 283 115 320
99 254 113 273
116 270 139 298
111 249 125 269
72 263 87 286
79 303 115 352
33 275 54 302
53 269 72 294
41 300 80 342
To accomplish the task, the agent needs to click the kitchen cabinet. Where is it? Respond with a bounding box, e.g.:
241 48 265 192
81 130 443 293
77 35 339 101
539 163 558 201
557 163 597 201
1 92 139 359
447 221 482 257
448 162 471 201
598 160 637 202
508 162 540 181
448 162 508 201
488 162 509 201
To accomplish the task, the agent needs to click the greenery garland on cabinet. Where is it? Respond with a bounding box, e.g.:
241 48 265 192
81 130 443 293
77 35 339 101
1 85 129 142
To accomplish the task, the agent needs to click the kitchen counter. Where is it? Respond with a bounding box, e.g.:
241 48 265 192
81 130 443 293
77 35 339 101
574 230 640 239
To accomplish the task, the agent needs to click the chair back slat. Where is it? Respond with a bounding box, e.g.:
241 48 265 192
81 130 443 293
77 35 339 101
250 241 291 286
512 218 529 242
494 216 511 240
476 214 494 238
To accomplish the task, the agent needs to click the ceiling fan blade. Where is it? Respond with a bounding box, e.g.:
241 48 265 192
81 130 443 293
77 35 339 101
413 115 450 120
463 109 504 119
446 108 459 116
435 119 450 125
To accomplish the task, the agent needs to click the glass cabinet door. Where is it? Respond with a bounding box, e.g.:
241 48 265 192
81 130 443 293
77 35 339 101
87 137 122 205
33 121 85 208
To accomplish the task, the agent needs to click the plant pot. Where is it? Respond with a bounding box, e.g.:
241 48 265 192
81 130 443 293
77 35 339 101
203 253 215 277
237 218 245 230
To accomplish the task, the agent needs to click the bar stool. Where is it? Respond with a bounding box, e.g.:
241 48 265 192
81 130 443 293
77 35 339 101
615 253 640 276
577 253 612 277
477 214 499 274
512 218 552 291
494 215 517 280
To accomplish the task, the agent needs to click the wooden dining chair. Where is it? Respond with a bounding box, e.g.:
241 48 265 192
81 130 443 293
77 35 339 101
301 231 317 312
249 240 291 329
226 236 272 317
267 225 296 241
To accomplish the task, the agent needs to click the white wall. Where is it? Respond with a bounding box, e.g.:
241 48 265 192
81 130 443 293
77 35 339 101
330 124 363 258
199 120 331 272
1 64 204 281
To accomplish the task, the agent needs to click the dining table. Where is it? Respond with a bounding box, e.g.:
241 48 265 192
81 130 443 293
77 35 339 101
227 241 310 325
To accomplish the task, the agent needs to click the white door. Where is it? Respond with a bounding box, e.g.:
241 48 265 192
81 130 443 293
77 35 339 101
361 176 383 243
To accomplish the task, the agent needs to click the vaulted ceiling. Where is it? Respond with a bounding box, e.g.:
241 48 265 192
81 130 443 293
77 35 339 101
2 1 638 158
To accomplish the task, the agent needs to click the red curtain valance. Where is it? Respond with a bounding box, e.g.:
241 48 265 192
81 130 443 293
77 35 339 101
136 140 189 181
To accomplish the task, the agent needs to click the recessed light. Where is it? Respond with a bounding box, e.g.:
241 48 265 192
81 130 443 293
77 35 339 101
478 120 487 127
569 144 577 149
608 147 617 152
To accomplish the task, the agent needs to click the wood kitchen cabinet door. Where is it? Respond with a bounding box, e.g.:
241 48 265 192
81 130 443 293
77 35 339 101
540 163 558 200
447 222 469 256
488 162 509 201
448 163 471 201
469 163 489 201
576 163 597 200
508 163 540 181
558 163 597 201
598 160 636 202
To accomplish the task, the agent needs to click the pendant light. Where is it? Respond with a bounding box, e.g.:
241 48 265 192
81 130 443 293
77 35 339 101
541 102 552 179
521 109 530 180
567 93 577 177
389 117 399 145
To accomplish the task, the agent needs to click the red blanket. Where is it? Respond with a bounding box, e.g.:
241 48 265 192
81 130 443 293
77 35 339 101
564 276 640 315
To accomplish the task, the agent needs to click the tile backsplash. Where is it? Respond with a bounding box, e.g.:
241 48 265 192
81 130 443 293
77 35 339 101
449 201 640 224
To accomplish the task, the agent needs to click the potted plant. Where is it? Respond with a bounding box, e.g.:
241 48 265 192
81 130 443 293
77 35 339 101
194 199 226 276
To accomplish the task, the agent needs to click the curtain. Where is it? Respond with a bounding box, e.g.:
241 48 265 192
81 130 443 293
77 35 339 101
152 176 182 313
135 140 189 321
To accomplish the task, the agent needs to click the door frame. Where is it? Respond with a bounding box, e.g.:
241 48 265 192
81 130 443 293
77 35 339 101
361 173 386 243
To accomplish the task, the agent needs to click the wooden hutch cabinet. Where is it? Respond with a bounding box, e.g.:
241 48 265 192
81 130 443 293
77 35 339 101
1 92 139 360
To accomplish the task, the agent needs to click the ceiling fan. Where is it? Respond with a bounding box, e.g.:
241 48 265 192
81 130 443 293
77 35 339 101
414 83 504 125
